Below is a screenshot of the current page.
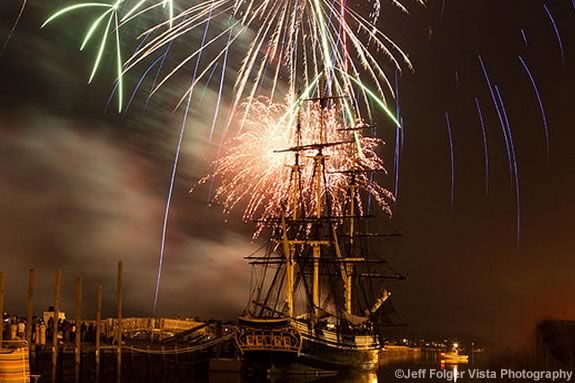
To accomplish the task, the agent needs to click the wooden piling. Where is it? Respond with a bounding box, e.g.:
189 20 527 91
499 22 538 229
174 345 179 380
51 270 62 383
145 346 151 381
129 346 134 379
0 272 4 343
74 276 83 383
25 269 35 345
116 261 123 383
95 285 102 383
161 346 165 377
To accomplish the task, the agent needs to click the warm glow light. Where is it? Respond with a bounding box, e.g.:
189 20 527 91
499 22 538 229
200 96 393 235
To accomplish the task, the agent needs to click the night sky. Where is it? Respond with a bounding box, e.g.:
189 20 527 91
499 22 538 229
0 0 573 351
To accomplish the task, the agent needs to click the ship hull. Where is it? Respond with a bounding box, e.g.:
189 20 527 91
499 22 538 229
297 336 379 371
236 317 380 372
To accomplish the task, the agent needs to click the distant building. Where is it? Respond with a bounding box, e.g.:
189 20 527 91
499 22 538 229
536 320 575 368
42 306 66 323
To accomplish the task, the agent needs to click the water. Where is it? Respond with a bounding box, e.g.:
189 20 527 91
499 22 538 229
31 348 488 382
206 351 487 383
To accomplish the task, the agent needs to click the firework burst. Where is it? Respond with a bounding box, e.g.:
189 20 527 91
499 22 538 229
199 96 394 235
41 0 414 311
42 0 420 123
127 0 418 123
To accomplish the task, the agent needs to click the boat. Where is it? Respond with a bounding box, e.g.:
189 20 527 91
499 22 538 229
439 350 469 364
439 345 469 364
234 94 406 373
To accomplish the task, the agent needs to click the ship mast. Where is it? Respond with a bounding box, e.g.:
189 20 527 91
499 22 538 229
311 96 326 321
282 110 303 318
345 174 356 315
288 92 355 321
281 213 294 317
344 129 364 315
259 89 399 324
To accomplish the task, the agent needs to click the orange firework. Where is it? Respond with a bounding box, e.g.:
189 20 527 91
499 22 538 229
199 96 394 235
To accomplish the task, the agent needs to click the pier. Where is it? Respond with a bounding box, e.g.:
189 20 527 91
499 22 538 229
0 265 236 383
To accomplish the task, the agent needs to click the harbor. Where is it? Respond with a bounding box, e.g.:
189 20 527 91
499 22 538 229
1 0 574 382
2 265 575 382
0 265 480 382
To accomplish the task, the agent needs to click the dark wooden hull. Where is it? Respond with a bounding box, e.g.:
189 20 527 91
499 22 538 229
236 318 380 372
296 335 379 371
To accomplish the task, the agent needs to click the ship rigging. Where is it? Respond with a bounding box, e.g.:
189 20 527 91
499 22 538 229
235 92 405 372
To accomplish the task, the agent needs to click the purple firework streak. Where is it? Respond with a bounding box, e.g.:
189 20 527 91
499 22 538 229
478 55 513 182
154 12 218 313
518 55 550 160
474 97 489 196
444 111 455 209
520 28 528 48
146 42 174 108
154 91 192 312
494 85 520 245
543 3 565 67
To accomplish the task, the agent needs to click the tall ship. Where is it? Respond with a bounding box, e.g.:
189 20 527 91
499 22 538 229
234 94 405 373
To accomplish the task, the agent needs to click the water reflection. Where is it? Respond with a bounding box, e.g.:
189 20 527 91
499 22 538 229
272 372 378 383
380 348 425 367
209 371 378 383
208 350 480 383
209 372 242 383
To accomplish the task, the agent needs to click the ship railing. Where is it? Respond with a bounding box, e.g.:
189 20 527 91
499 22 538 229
235 326 301 353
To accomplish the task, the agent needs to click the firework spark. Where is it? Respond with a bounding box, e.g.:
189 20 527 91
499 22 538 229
494 85 520 245
444 111 454 209
520 28 528 48
518 55 550 160
43 0 420 120
392 70 401 198
2 0 28 55
198 96 394 235
42 0 415 311
543 3 565 67
42 0 127 112
478 55 513 182
473 96 489 196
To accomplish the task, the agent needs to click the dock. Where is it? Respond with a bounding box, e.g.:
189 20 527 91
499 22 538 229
0 265 237 383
